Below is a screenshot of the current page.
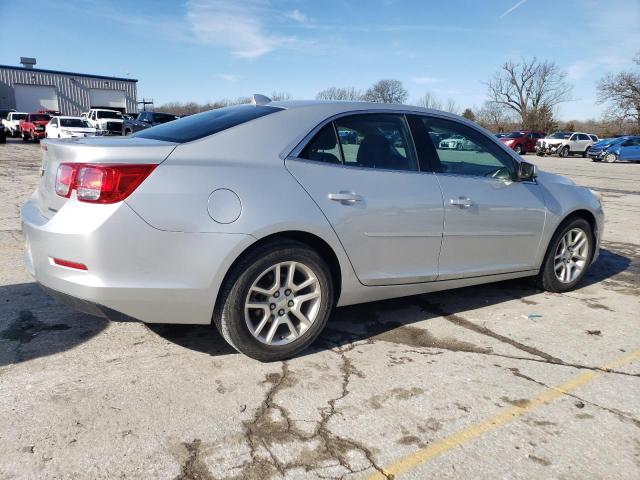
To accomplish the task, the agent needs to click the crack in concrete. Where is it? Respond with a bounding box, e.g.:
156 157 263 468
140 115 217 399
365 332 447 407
507 367 640 429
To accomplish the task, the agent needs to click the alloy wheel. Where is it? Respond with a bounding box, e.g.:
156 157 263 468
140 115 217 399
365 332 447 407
244 261 321 345
554 228 589 283
605 153 617 163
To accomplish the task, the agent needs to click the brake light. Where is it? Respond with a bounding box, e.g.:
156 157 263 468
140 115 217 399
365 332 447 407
55 163 156 203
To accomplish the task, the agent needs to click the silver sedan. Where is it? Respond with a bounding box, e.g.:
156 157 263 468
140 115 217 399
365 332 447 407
21 96 604 361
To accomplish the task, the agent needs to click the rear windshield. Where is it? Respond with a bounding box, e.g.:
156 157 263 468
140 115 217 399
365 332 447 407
133 104 283 143
12 114 27 120
61 118 91 128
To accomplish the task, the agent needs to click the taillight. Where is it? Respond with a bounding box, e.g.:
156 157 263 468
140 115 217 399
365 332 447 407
55 163 76 197
55 163 156 203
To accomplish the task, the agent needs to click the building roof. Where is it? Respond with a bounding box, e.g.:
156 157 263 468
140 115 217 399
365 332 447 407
0 64 137 82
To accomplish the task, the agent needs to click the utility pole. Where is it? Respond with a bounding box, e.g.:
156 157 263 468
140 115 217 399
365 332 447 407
137 98 154 112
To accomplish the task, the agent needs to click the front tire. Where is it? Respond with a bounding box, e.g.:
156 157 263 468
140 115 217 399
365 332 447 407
559 146 570 158
214 240 334 361
514 145 522 155
604 153 617 163
536 217 593 292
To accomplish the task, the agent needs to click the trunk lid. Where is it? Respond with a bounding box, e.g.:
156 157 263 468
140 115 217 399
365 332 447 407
37 136 176 218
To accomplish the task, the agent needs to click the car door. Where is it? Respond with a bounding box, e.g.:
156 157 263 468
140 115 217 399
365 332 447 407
410 115 546 280
620 137 640 161
285 113 445 286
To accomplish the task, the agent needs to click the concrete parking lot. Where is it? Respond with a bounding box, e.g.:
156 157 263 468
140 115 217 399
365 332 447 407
0 138 638 479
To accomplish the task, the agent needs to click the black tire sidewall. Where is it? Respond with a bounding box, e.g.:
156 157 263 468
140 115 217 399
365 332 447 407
538 217 594 292
215 241 334 361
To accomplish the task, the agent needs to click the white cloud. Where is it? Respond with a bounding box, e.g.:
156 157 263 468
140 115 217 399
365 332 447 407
567 60 593 81
410 76 442 84
216 73 240 82
186 0 296 59
287 9 307 23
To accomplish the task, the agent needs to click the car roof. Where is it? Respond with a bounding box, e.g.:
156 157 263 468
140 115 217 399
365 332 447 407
55 116 88 120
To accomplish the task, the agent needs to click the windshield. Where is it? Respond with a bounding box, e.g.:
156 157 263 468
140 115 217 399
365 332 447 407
12 114 27 120
60 118 92 128
506 131 525 138
133 104 283 143
31 114 51 122
97 111 122 119
548 132 571 139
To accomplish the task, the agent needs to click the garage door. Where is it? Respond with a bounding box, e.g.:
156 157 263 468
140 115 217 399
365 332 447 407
89 89 126 111
14 85 59 112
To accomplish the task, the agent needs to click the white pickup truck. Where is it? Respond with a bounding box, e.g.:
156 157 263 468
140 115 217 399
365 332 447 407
82 109 124 136
2 112 28 137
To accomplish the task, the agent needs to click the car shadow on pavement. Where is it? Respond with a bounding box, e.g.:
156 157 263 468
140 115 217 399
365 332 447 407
0 248 631 365
0 282 109 367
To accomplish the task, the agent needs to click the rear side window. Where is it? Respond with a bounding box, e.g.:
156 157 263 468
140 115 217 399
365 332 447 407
300 124 342 164
134 105 283 143
335 114 418 171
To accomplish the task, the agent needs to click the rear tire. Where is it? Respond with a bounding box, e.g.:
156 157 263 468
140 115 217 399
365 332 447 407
214 240 334 361
536 217 594 292
514 145 522 155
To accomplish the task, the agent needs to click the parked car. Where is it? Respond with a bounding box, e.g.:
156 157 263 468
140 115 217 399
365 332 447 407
438 134 474 150
83 109 124 135
535 132 594 157
588 136 640 163
45 116 98 139
19 113 52 142
499 130 545 155
122 111 178 136
22 97 603 361
2 111 28 137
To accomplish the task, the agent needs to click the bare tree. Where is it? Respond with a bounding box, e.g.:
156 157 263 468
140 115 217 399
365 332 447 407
316 86 363 101
485 57 572 130
363 79 408 104
414 91 442 109
597 52 640 132
476 101 517 132
445 98 459 115
270 91 292 101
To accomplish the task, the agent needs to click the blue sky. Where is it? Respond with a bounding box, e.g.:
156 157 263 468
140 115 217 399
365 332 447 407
1 0 638 119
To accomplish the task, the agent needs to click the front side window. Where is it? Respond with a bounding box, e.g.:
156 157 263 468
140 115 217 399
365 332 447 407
299 124 341 165
334 114 418 171
418 116 516 179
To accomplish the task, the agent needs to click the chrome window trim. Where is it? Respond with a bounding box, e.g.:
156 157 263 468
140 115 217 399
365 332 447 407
284 108 524 173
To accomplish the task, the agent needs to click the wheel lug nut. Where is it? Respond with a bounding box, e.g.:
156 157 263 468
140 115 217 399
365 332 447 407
270 303 276 310
285 289 291 296
288 300 294 307
278 309 285 316
274 291 280 298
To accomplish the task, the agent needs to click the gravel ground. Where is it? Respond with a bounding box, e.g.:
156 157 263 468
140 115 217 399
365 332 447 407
0 137 638 479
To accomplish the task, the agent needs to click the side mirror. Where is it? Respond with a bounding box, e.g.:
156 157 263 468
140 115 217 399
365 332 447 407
518 161 537 181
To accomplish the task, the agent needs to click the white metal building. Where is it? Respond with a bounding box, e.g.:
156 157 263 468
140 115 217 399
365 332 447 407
0 59 138 115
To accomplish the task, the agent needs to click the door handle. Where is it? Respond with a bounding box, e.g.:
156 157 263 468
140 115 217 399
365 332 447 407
328 191 362 205
450 197 474 208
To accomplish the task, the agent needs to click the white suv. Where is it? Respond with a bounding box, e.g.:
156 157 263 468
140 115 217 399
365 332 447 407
536 132 595 158
82 109 123 136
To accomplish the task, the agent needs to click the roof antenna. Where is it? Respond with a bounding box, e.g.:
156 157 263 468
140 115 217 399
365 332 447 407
251 94 272 106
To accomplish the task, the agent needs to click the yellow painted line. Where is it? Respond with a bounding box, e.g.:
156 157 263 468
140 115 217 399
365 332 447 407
369 348 640 480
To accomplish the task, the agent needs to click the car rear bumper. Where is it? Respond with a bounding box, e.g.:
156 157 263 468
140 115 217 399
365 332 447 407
21 193 254 324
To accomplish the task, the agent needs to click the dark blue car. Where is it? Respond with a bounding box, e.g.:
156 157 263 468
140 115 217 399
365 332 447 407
588 136 640 163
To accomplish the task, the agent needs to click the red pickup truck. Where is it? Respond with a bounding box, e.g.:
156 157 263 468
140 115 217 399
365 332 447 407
499 130 545 155
19 113 52 142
